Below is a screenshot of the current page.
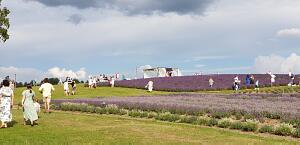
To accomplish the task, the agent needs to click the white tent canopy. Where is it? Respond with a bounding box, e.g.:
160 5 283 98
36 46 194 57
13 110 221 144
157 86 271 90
143 67 182 78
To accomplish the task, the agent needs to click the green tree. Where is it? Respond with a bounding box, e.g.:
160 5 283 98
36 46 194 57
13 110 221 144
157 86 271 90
0 0 10 42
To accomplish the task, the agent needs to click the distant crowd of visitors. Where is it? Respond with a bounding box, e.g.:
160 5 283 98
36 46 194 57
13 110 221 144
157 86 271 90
207 71 297 91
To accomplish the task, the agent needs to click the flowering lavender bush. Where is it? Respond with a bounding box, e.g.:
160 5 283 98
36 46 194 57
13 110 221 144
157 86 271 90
99 74 299 91
53 93 300 121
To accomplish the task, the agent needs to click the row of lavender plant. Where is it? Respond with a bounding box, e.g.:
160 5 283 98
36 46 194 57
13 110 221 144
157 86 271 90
53 102 300 138
53 93 300 122
99 74 299 91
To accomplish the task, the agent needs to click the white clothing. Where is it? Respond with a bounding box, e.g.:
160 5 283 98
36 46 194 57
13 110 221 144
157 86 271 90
38 83 55 97
64 82 69 91
34 102 41 113
146 81 154 92
271 75 276 83
0 86 13 97
110 79 115 87
88 79 93 86
93 78 97 84
234 76 240 83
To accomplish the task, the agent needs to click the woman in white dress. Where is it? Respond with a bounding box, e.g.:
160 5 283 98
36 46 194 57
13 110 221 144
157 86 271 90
0 80 14 128
145 81 154 92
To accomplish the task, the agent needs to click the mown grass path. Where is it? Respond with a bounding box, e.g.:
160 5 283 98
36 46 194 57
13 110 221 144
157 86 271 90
0 110 299 145
13 84 173 104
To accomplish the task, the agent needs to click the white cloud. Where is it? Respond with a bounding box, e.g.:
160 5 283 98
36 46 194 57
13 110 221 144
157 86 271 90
0 66 44 82
277 28 300 38
194 64 206 68
0 66 87 82
47 67 87 80
253 53 300 73
185 56 229 62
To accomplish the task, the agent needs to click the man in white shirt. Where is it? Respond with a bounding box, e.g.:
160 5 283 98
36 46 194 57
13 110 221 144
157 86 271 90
39 78 55 113
88 77 93 88
63 81 69 96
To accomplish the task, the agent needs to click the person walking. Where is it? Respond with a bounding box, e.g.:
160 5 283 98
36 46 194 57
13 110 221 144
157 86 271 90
71 81 76 95
208 78 214 88
0 79 14 128
145 81 154 92
63 81 69 96
38 78 55 113
22 85 38 126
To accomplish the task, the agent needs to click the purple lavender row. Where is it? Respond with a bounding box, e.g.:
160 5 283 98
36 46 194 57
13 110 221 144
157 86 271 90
99 74 299 91
53 93 300 119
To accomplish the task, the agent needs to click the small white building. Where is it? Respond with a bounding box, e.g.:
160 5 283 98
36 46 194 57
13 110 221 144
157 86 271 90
143 67 182 78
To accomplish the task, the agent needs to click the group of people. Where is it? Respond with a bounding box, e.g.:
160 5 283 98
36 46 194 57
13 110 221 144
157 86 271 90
63 80 76 96
207 72 298 91
0 78 55 128
88 75 118 88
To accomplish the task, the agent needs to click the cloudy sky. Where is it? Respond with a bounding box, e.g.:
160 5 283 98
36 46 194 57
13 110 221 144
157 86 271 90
1 0 300 81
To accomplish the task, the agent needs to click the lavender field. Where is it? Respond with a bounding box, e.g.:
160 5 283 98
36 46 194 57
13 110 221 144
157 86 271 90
99 74 300 91
53 93 300 120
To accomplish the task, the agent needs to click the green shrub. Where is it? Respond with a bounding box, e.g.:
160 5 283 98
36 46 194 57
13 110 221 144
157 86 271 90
206 118 218 127
179 115 197 124
95 107 106 114
292 128 300 138
50 104 59 110
86 106 96 113
147 112 158 119
139 111 148 118
60 102 74 111
229 122 243 130
274 123 293 136
155 112 180 122
244 114 255 120
79 103 89 112
196 118 208 125
241 120 258 132
259 125 274 133
118 109 128 115
235 113 243 120
128 110 141 118
217 118 232 128
211 111 230 119
105 104 120 114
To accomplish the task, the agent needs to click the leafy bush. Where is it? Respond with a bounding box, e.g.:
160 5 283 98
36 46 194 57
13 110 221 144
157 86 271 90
60 102 73 111
259 125 274 133
292 128 300 138
243 114 255 120
241 120 258 132
217 118 232 128
128 110 141 118
79 103 89 112
95 107 106 114
195 117 208 125
147 112 158 119
118 109 128 115
139 111 148 118
234 113 243 120
105 104 120 114
86 105 96 113
155 112 180 122
229 122 243 130
179 115 197 124
274 123 293 136
206 118 218 127
211 111 230 119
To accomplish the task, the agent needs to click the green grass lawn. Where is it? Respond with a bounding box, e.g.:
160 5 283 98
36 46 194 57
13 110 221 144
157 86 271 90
13 84 173 104
0 110 299 145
